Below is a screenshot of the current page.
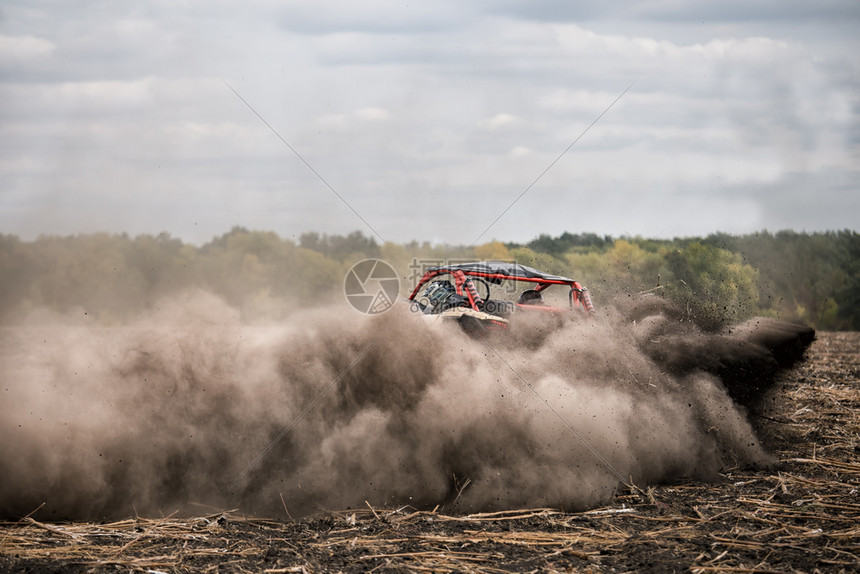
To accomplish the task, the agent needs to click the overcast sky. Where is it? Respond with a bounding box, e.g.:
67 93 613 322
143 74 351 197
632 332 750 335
1 1 858 246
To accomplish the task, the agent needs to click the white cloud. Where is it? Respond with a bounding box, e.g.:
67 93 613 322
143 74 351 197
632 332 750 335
485 113 518 129
355 107 390 121
0 34 54 61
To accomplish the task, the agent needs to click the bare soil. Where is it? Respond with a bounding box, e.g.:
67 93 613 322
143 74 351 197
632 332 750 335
1 331 857 573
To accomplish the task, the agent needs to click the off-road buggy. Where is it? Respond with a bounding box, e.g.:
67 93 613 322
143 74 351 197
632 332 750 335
407 261 594 334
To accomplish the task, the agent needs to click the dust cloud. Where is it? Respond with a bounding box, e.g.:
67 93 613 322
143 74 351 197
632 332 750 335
0 291 812 520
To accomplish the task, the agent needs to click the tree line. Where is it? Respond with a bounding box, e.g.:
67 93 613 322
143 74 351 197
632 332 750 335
517 229 858 330
0 227 856 330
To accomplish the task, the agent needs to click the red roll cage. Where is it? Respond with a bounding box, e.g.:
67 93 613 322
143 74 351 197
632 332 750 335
408 262 594 317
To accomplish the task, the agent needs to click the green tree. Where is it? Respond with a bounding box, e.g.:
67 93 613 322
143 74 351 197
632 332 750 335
663 242 759 329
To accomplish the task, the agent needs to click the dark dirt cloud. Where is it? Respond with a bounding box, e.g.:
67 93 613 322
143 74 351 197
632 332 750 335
0 291 810 520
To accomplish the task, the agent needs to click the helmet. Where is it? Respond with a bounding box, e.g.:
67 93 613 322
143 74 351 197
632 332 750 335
424 280 455 306
517 289 544 305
